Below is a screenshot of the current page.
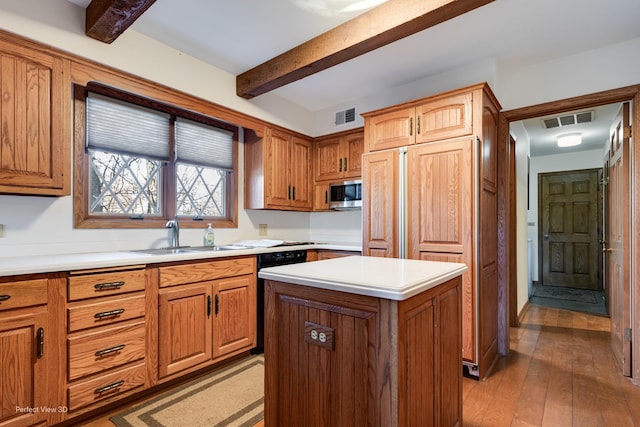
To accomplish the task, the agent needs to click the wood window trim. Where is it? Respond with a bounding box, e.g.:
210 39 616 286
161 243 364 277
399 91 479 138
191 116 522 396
73 84 239 229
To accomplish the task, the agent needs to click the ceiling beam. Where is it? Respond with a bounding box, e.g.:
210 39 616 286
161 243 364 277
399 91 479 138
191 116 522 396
85 0 157 44
236 0 494 99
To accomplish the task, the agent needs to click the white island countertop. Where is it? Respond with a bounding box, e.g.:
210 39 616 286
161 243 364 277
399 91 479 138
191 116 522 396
258 256 468 301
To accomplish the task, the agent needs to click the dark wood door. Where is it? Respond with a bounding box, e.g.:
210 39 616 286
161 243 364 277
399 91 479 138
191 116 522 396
539 169 600 289
607 102 631 377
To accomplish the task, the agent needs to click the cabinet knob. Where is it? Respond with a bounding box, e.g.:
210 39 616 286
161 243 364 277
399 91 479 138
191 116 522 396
339 158 343 172
344 157 347 171
409 117 413 136
0 294 11 302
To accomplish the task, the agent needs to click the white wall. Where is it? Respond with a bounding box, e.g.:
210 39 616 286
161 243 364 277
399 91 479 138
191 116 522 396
1 1 639 260
0 0 320 258
509 122 532 317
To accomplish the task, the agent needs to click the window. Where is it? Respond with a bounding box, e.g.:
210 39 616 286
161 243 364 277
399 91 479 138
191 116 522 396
74 85 238 229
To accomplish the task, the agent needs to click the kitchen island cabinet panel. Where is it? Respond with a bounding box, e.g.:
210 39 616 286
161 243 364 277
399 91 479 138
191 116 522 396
265 271 462 427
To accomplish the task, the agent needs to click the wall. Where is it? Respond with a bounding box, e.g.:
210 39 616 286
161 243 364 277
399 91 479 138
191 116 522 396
509 122 532 316
1 1 639 260
528 149 605 284
0 0 319 258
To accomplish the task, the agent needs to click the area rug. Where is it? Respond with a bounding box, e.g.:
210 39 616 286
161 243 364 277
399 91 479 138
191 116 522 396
532 284 598 303
110 355 264 427
530 284 608 316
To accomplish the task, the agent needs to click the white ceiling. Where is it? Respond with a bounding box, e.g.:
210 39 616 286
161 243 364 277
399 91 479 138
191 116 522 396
67 0 639 155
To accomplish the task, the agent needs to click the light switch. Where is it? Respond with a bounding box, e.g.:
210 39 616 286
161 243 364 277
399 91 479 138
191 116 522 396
258 224 268 236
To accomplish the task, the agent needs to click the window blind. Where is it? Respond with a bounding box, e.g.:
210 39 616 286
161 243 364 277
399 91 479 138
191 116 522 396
175 117 234 170
86 93 171 161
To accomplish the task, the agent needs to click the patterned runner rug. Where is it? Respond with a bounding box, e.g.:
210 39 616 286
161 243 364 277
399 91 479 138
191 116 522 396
110 355 264 427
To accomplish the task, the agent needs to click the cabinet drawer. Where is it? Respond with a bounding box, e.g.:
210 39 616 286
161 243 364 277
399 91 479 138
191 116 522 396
68 294 145 333
159 257 256 288
68 321 145 381
68 269 146 301
0 279 48 311
67 362 146 411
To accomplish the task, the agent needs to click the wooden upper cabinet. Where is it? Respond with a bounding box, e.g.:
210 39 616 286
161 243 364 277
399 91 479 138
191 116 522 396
314 128 364 182
365 107 415 152
0 37 70 195
415 91 473 144
363 86 476 152
245 127 312 211
289 135 312 209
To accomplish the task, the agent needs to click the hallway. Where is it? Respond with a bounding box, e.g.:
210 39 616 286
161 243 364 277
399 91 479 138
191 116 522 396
462 304 640 426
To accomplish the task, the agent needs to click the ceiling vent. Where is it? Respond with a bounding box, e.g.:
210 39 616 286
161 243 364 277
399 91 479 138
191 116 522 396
542 110 594 129
335 107 356 126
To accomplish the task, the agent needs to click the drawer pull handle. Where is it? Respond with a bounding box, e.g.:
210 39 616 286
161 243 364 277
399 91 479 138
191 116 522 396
94 308 125 319
95 344 126 357
94 380 125 394
94 281 125 291
37 327 45 358
0 295 10 302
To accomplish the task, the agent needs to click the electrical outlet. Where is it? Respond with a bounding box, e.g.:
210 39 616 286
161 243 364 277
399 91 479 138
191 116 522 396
258 224 267 236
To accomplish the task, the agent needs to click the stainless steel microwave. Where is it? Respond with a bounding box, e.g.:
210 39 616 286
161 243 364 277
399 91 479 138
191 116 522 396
329 180 362 210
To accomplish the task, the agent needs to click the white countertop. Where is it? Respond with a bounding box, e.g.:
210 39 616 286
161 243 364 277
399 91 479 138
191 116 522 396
0 243 361 277
258 256 468 301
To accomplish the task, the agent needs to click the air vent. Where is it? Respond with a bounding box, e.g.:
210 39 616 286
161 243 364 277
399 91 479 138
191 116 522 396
542 110 594 129
335 107 356 126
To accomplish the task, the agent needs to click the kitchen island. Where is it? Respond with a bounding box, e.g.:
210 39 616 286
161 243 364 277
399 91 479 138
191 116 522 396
259 256 467 427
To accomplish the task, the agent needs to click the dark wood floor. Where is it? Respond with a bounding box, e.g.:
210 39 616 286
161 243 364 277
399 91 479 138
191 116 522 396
84 303 640 427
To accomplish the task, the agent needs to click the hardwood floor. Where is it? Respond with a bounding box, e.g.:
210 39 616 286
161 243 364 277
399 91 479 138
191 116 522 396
463 303 640 426
81 304 639 427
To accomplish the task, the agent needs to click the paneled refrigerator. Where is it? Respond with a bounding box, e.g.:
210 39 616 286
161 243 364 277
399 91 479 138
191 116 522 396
361 83 501 380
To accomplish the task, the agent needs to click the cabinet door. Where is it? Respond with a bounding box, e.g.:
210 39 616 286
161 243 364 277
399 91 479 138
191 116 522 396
0 308 48 427
407 138 476 363
362 149 398 257
415 92 473 144
342 132 364 179
365 107 415 151
314 137 342 182
289 135 312 210
0 42 70 195
158 284 212 378
212 274 256 359
265 129 292 207
313 183 331 211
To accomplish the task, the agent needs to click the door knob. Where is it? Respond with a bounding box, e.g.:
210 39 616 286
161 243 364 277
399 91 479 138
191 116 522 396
543 234 549 240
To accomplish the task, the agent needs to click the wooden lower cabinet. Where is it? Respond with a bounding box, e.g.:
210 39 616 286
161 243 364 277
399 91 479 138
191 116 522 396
264 276 462 427
158 257 256 380
65 267 149 416
0 305 49 427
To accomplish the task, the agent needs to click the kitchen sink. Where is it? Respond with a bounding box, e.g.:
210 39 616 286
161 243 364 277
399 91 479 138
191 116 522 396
129 245 247 255
129 246 195 255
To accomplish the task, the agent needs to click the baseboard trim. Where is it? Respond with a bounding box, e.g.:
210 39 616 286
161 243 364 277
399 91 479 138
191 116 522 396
517 301 531 326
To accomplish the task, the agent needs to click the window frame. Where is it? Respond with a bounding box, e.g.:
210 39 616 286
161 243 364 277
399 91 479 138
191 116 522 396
73 84 238 229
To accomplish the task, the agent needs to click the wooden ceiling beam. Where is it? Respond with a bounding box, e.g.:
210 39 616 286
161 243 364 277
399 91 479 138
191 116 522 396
86 0 157 44
236 0 494 99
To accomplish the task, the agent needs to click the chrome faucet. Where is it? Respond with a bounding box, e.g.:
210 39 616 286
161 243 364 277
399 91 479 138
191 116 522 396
165 216 180 248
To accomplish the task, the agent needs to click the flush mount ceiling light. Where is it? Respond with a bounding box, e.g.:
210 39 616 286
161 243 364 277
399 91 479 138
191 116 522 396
557 133 582 148
293 0 389 16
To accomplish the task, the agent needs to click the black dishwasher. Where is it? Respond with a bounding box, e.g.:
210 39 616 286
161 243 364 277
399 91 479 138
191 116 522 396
253 249 307 354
